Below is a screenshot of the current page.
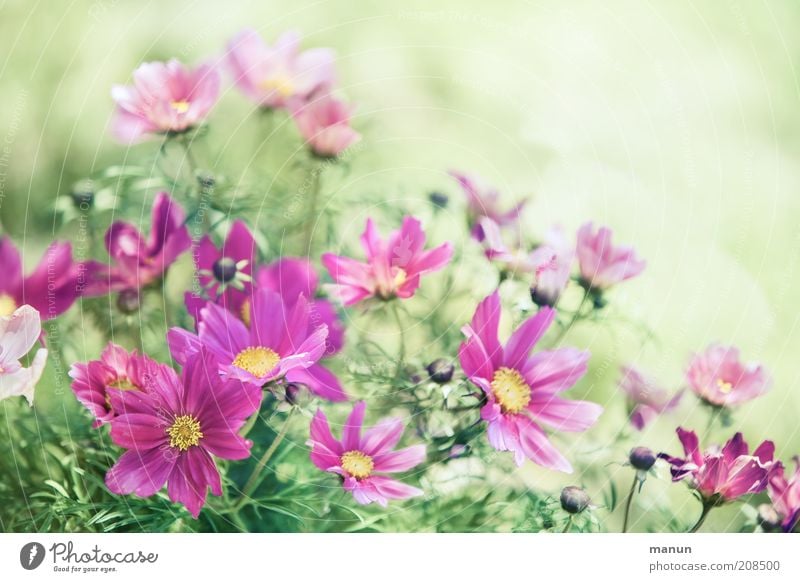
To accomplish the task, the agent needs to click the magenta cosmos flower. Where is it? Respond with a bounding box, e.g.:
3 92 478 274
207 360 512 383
85 192 191 295
0 236 84 319
308 401 425 506
449 170 526 240
458 291 602 471
111 59 220 143
768 458 800 532
0 305 48 405
686 344 771 408
618 365 682 431
322 216 453 306
226 29 335 109
659 428 777 504
69 342 164 427
290 92 361 158
105 349 261 518
575 222 646 291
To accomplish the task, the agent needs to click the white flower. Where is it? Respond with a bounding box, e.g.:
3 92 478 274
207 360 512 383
0 305 48 405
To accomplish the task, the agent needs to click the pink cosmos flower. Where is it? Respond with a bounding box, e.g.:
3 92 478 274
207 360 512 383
686 344 771 408
308 401 425 506
226 29 335 109
479 217 554 277
618 365 683 431
531 226 575 307
659 428 778 504
458 291 602 471
290 92 361 158
111 59 220 143
448 170 526 240
69 343 165 427
575 222 646 290
0 236 84 319
105 349 261 518
322 216 453 306
0 305 48 405
768 458 800 532
85 192 191 294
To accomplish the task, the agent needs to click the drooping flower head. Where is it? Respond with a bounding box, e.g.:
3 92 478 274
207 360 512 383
448 170 526 240
308 401 425 506
111 59 220 143
575 222 645 291
768 458 800 532
659 428 778 504
458 291 602 471
290 92 361 158
69 343 164 427
226 29 335 109
0 305 48 405
322 216 453 306
618 365 682 430
105 349 261 518
686 344 771 408
531 226 575 307
85 192 191 295
479 217 555 278
0 236 84 319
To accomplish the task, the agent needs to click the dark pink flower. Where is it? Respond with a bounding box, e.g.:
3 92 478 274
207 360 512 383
105 349 261 518
659 428 778 503
768 458 800 532
290 92 360 158
618 365 682 430
226 29 335 109
85 192 191 294
0 236 84 319
308 401 425 506
112 59 220 143
69 342 165 427
575 222 645 290
686 344 771 408
449 170 526 240
458 291 602 471
322 216 453 306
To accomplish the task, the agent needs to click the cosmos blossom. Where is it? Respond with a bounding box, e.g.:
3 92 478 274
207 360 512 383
290 92 361 158
448 170 526 240
575 222 645 290
105 349 261 518
308 401 425 506
322 216 453 306
530 226 575 307
111 59 220 143
618 365 682 430
768 458 800 532
478 217 555 277
458 291 602 471
0 305 48 405
685 344 771 408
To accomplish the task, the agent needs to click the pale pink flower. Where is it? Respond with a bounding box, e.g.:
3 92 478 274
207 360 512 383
290 93 361 158
0 305 47 405
768 458 800 532
618 365 682 430
449 171 526 239
575 222 645 290
686 344 771 408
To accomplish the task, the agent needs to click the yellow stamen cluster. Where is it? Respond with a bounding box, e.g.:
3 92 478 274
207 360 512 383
170 100 190 114
716 378 734 394
340 450 375 480
491 367 532 414
260 76 294 98
0 293 17 317
232 346 280 378
167 415 203 451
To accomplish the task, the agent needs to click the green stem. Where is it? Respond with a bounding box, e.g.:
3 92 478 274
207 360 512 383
552 287 590 345
622 474 638 533
562 516 573 533
391 301 406 379
688 501 714 533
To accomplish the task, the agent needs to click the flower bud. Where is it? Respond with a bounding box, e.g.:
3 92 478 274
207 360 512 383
212 257 238 283
629 446 656 471
429 192 448 209
197 172 216 191
70 181 95 209
116 289 141 314
560 486 591 514
426 358 455 384
284 383 307 406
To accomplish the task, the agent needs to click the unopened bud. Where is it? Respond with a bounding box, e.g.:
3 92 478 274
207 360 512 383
426 358 455 384
560 486 591 514
116 289 141 314
629 447 656 471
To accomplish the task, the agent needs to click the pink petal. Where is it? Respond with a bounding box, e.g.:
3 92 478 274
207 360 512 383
373 444 426 473
105 447 176 498
526 394 602 432
502 307 555 370
342 401 366 451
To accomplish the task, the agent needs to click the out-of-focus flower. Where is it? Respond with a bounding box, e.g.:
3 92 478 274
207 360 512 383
105 349 261 518
290 92 361 158
308 401 425 506
768 458 800 532
659 428 778 504
458 291 602 471
0 237 84 320
322 216 453 306
618 365 682 430
686 344 771 408
111 59 220 143
69 342 165 427
448 170 526 240
575 222 645 291
85 192 191 295
560 486 591 514
531 226 575 307
0 305 47 405
226 29 335 109
478 217 553 277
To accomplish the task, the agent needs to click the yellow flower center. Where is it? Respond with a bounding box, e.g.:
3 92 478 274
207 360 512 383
716 378 733 394
166 415 203 451
340 450 375 480
0 293 17 317
491 367 531 414
232 346 280 378
240 299 251 327
260 75 295 98
104 377 141 408
171 100 190 114
393 267 408 288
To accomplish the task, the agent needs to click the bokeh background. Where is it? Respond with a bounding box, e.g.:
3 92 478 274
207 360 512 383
1 0 799 532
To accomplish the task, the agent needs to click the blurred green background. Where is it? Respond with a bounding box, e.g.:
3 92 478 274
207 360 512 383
1 0 799 532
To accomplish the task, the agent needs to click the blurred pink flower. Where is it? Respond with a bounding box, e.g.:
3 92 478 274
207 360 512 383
322 216 453 306
768 458 800 532
618 365 682 430
449 171 526 240
112 59 220 143
459 291 602 472
226 29 335 109
575 222 645 290
290 93 360 158
479 217 554 277
0 305 47 405
308 401 425 506
532 226 575 307
686 344 771 408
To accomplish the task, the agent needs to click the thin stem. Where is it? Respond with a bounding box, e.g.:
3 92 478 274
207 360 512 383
562 516 573 533
180 135 199 181
551 286 590 345
688 501 714 533
622 474 638 533
391 301 406 379
302 163 323 255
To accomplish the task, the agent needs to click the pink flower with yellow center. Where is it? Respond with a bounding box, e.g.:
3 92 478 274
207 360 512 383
685 343 771 408
458 291 602 471
308 401 425 506
0 305 48 405
575 222 645 290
